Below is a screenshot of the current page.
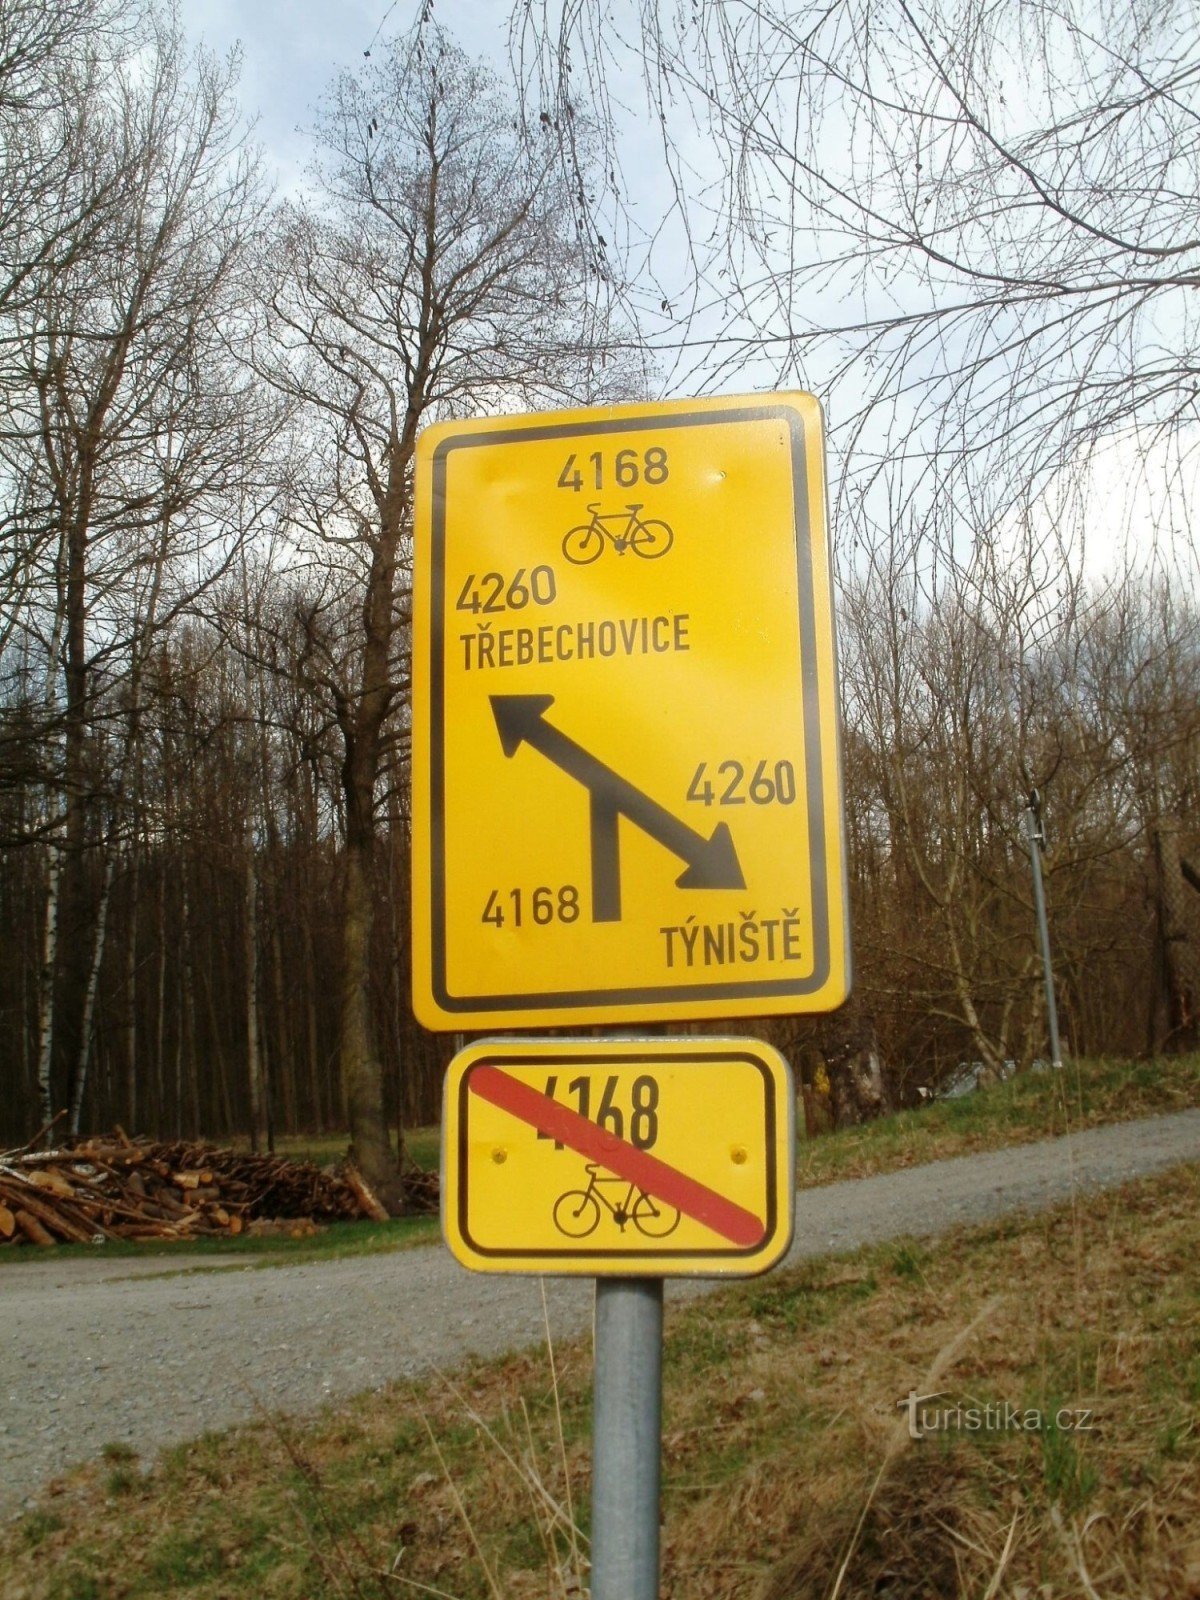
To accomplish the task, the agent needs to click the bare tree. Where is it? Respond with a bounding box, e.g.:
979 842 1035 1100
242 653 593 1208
0 0 132 319
0 0 129 649
258 24 644 1207
0 9 273 1129
518 1 1200 533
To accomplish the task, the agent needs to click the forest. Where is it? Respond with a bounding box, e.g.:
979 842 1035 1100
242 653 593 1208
1 0 1197 1203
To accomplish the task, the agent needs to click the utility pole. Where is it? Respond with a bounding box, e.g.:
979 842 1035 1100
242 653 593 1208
1025 789 1063 1070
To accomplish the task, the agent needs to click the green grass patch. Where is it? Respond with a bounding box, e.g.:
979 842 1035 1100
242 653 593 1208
0 1210 440 1273
17 1510 64 1549
100 1440 138 1463
797 1050 1200 1189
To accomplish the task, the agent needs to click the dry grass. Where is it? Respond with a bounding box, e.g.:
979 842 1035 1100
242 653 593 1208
657 1167 1200 1599
4 1162 1198 1599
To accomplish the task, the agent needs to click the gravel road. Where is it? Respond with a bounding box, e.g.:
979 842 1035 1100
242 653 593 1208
3 1108 1198 1521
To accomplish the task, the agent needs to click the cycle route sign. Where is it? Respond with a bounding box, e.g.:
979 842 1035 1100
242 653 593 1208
412 391 849 1028
441 1037 795 1276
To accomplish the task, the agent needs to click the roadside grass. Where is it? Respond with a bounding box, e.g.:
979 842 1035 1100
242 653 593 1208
5 1161 1197 1599
0 1212 441 1273
797 1051 1200 1189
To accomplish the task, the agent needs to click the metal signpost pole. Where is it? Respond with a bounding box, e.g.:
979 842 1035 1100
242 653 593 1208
1025 791 1063 1070
591 1276 664 1600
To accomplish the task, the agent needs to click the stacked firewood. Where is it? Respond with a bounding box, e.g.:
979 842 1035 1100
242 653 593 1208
0 1134 438 1247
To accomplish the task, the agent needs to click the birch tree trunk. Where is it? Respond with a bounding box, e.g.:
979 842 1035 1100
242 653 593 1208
154 869 167 1128
36 841 62 1130
122 843 139 1130
181 876 199 1138
244 848 268 1152
69 835 117 1133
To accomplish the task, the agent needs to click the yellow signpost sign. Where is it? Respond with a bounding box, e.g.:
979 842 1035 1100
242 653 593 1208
412 391 848 1028
442 1037 794 1276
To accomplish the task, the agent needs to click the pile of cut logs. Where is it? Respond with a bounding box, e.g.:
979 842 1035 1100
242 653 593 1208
0 1134 438 1247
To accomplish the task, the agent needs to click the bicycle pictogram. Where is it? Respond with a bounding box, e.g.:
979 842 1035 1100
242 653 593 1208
552 1163 682 1239
561 503 674 565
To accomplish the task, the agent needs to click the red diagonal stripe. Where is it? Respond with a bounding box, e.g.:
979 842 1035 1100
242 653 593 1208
468 1065 765 1249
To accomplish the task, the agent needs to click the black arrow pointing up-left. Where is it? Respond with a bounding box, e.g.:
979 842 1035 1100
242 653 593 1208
490 694 745 922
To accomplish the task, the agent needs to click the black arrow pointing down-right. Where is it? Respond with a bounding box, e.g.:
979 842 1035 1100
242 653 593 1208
490 694 745 922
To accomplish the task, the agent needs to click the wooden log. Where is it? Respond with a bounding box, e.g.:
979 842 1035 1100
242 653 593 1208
343 1163 390 1222
11 1185 96 1243
70 1195 158 1229
26 1169 77 1200
14 1209 55 1246
7 1111 67 1157
0 1203 14 1238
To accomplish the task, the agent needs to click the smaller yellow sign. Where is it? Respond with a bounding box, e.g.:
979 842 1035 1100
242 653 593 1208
442 1037 794 1276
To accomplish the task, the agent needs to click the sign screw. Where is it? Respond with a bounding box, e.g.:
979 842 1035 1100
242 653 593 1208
731 1145 748 1165
491 1147 507 1164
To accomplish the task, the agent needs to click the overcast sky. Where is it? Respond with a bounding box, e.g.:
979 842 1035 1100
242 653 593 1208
182 0 513 191
180 0 731 397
